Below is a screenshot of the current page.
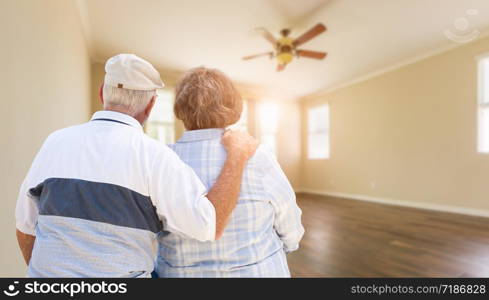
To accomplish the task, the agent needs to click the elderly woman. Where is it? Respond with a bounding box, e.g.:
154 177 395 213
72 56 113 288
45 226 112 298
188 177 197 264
155 67 304 277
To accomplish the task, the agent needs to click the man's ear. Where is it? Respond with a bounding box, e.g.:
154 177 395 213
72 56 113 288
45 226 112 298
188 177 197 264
145 96 156 117
99 84 104 104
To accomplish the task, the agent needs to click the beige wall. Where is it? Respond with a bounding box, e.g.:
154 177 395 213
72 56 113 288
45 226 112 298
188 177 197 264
90 62 105 114
300 36 489 212
0 0 91 276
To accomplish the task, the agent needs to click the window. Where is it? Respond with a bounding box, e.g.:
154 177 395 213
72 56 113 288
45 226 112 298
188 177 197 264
308 104 330 159
259 102 279 155
478 56 489 153
228 100 248 131
145 90 175 144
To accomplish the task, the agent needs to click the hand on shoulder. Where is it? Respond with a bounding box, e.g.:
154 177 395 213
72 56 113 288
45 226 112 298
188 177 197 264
221 129 259 161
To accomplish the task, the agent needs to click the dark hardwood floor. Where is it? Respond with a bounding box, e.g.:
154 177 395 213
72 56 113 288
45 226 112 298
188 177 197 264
287 193 489 277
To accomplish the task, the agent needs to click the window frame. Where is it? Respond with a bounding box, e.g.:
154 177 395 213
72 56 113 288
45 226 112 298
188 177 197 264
307 103 330 160
258 102 279 156
477 54 489 153
145 89 175 144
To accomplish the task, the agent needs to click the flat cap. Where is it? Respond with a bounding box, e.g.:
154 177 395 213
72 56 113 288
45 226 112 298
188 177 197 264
104 54 164 90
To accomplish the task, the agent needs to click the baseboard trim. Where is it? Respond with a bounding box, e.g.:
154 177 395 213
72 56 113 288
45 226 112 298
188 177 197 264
295 189 489 218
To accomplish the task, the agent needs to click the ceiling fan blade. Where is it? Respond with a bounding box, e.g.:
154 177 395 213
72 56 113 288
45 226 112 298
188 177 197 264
293 23 327 47
296 49 327 59
242 52 274 60
276 64 286 72
257 27 278 46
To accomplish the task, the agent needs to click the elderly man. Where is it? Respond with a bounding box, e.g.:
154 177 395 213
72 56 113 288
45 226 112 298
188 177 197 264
15 54 258 277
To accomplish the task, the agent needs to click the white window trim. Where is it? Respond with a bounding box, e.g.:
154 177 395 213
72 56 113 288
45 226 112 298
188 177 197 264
477 54 489 153
307 103 330 160
258 102 279 156
146 90 175 144
474 51 489 62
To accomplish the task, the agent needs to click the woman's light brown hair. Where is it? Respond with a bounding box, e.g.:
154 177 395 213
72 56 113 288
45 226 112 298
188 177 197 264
174 67 242 130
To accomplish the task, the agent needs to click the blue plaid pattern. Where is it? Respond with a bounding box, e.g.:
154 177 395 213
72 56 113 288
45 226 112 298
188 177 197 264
156 129 304 277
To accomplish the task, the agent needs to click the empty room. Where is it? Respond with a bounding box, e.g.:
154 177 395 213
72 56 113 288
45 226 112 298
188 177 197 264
2 0 489 286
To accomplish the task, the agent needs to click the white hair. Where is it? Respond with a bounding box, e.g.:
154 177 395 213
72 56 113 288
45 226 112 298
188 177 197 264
103 85 156 115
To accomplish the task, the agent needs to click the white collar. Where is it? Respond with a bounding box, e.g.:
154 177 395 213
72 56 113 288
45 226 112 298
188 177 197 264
90 110 143 132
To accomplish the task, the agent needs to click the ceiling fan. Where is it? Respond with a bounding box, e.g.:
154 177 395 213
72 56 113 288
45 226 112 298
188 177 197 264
243 23 327 71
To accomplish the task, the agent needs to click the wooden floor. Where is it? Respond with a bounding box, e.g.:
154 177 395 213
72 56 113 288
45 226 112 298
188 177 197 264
287 193 489 277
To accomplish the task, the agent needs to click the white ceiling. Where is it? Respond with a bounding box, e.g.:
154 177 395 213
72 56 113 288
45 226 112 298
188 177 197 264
79 0 489 99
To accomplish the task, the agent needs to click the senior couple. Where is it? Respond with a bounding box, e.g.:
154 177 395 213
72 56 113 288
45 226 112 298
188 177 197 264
15 54 304 278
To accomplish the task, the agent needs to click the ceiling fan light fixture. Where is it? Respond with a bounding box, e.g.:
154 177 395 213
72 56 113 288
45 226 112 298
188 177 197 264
242 23 328 71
